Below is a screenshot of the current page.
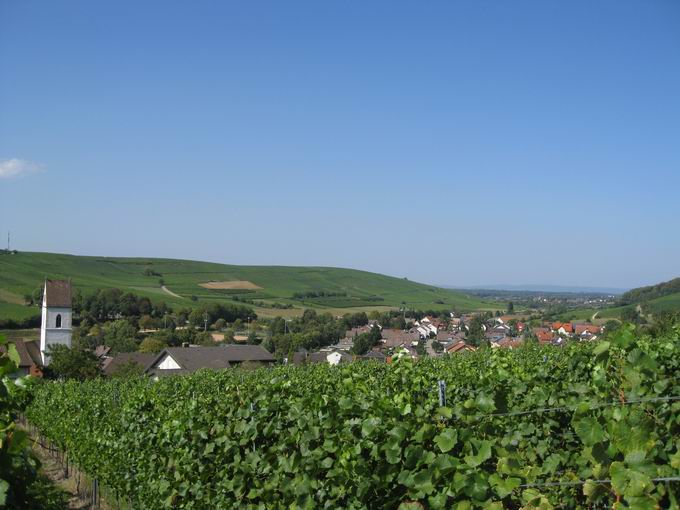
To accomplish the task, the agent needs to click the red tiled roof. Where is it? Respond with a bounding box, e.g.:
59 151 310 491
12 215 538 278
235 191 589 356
500 340 523 349
447 341 475 353
574 324 601 335
534 328 554 343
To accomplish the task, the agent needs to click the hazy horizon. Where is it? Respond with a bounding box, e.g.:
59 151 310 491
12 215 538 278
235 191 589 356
2 1 679 290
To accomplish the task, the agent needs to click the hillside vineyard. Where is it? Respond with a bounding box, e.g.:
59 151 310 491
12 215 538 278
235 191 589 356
27 325 680 509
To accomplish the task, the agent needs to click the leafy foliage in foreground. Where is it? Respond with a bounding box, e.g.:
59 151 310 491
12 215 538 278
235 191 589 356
0 335 68 509
27 325 680 509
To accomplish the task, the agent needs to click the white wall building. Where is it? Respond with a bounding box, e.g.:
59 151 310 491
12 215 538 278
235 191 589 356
39 280 73 365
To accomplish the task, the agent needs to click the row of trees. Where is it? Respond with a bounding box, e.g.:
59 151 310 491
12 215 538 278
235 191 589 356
22 285 256 327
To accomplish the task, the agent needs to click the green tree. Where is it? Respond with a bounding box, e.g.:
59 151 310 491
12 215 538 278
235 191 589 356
350 333 374 355
31 286 43 307
189 308 207 328
45 345 101 380
246 331 260 345
621 307 641 325
351 326 382 355
103 320 139 353
466 315 486 347
507 301 514 314
139 314 156 330
110 360 145 378
223 328 235 343
138 336 168 353
194 332 215 346
523 331 538 344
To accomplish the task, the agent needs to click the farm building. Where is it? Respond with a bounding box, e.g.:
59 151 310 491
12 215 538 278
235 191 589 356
145 344 276 376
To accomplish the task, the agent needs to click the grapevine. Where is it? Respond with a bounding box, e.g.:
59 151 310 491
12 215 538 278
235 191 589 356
26 325 680 508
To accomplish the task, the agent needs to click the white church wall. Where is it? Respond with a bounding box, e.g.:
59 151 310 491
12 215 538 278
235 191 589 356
40 301 73 365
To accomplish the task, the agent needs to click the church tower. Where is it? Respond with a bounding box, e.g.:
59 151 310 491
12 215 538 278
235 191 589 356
39 279 73 365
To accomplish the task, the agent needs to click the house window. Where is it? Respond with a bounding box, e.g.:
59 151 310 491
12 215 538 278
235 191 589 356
55 314 62 328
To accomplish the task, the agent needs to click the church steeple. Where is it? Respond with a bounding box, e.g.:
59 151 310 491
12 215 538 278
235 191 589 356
39 279 73 365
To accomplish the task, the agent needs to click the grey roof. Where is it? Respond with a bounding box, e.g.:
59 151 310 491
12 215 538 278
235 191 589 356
291 350 309 365
0 339 42 367
307 352 328 363
147 345 275 374
44 280 72 307
380 328 419 347
102 352 156 376
359 351 386 361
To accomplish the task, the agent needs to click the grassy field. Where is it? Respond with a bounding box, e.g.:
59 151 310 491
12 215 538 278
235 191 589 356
0 251 498 320
0 328 40 340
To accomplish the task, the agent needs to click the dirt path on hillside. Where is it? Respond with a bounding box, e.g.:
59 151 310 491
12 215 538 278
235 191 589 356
161 285 182 298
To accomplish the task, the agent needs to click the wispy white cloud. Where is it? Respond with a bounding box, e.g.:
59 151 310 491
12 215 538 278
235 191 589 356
0 158 44 179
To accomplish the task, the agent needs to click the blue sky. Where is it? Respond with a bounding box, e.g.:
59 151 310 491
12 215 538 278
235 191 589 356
1 1 679 289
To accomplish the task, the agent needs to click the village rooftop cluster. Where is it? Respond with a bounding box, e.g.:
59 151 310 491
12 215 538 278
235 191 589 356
7 279 605 378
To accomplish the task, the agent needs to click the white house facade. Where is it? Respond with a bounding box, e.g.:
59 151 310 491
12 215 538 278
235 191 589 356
156 353 182 370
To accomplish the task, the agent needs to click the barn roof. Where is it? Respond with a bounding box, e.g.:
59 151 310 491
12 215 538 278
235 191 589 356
102 352 156 376
44 280 72 307
146 345 275 374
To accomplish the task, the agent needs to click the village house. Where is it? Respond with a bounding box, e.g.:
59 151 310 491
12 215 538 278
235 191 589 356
435 329 463 343
492 337 524 350
145 344 276 376
415 316 442 338
548 322 601 341
393 344 419 359
304 350 353 365
102 351 156 376
380 328 420 348
326 337 355 352
533 328 555 343
490 322 511 334
358 350 387 363
557 323 574 335
448 316 462 331
574 324 601 340
446 340 476 354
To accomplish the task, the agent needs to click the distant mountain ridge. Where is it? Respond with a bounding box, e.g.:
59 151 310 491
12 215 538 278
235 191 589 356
444 284 627 295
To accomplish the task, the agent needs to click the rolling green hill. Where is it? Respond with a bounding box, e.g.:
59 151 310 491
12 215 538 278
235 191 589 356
0 251 496 320
616 277 680 307
598 291 680 319
584 278 680 319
